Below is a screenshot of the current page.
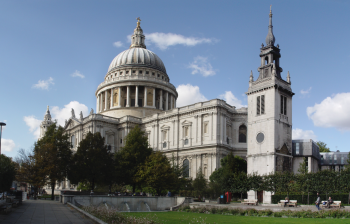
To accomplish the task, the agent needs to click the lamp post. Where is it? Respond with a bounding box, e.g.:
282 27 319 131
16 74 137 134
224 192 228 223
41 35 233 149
0 122 6 155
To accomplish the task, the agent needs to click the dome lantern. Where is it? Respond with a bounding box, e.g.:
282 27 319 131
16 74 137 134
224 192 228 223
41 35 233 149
130 17 146 49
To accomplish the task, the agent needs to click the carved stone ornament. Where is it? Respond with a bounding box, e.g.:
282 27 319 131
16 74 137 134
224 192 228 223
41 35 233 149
71 108 75 118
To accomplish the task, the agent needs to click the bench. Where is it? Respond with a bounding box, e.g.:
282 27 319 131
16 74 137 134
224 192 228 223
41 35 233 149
241 199 258 205
6 198 19 208
320 200 341 209
278 200 297 207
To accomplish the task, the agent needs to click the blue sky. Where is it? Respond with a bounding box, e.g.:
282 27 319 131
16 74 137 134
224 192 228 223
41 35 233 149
1 0 350 158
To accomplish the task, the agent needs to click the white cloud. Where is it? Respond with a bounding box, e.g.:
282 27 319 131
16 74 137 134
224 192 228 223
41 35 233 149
292 128 317 141
301 87 312 96
219 91 246 108
189 56 216 77
176 84 207 107
145 32 216 50
307 93 350 131
32 77 54 90
23 116 41 138
2 139 15 152
71 70 85 79
113 41 124 48
51 101 89 126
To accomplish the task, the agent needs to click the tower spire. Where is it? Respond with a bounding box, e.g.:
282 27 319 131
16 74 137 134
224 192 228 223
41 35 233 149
130 17 146 49
265 5 275 46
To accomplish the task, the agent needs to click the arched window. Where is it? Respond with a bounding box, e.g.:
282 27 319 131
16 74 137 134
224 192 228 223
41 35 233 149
239 125 247 143
183 159 189 177
265 56 269 65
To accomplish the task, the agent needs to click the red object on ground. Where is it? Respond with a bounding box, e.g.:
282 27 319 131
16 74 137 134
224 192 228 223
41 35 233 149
225 192 232 203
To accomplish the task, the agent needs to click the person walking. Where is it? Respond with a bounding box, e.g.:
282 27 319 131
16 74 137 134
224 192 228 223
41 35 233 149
315 193 321 210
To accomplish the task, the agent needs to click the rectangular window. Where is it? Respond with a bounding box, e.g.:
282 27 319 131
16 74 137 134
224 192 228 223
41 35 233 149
280 95 287 115
296 143 299 155
257 96 260 115
334 155 337 164
71 135 75 148
120 139 122 144
261 95 265 114
341 156 344 164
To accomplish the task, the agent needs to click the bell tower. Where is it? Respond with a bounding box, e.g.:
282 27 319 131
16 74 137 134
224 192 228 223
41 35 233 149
246 7 295 203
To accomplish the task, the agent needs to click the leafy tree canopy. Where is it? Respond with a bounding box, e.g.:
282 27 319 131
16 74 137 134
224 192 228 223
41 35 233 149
117 125 153 192
34 123 72 200
135 151 176 195
69 132 113 191
0 154 16 192
317 141 330 152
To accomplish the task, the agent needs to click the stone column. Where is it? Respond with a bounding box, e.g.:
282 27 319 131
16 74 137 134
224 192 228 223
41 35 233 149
111 89 114 108
144 87 148 108
104 91 108 111
135 86 139 107
100 93 103 112
170 94 173 110
126 86 130 107
308 157 312 173
152 88 156 108
96 95 99 112
166 91 169 110
118 87 121 107
159 89 163 110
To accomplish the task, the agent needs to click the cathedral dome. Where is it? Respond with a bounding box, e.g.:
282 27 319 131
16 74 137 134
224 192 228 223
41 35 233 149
108 48 167 74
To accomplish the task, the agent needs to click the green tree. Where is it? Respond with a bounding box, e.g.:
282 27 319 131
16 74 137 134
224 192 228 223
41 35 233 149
34 123 72 200
247 172 264 193
69 132 114 191
0 154 16 193
229 171 249 200
345 152 350 170
118 125 153 193
317 141 330 152
135 151 176 195
340 169 350 204
298 157 308 174
192 167 207 199
15 149 46 199
209 153 247 192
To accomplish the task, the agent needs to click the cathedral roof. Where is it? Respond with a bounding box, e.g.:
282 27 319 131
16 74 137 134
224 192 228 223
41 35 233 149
107 18 167 74
108 48 167 74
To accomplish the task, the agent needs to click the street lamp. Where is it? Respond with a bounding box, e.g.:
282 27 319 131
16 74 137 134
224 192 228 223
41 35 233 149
0 122 6 155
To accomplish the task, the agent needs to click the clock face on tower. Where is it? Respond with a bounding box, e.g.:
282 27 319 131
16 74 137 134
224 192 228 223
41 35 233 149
256 132 265 143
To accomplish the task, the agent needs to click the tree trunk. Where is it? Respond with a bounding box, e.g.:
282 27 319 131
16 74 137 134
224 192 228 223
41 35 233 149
91 179 95 191
133 183 136 194
51 182 55 200
348 192 350 205
308 192 309 205
241 193 242 200
109 184 112 194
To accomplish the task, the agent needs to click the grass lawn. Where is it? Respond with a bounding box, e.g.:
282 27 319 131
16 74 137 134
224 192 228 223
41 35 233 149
127 212 350 224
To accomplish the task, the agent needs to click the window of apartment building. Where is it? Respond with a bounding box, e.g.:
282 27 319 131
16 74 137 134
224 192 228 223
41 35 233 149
256 95 265 115
321 155 324 163
280 95 287 115
71 135 75 148
341 156 344 164
296 142 300 155
334 155 337 164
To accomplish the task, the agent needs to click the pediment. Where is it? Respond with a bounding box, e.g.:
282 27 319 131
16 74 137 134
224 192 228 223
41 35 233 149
277 143 291 155
160 125 170 130
181 120 192 126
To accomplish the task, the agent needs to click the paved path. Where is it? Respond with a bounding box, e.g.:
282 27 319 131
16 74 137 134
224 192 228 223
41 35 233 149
0 199 94 224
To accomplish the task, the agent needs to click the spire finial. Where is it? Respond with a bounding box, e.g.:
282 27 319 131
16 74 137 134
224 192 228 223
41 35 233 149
249 70 254 82
130 17 146 49
47 105 49 111
136 17 141 28
287 71 291 83
265 6 275 46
